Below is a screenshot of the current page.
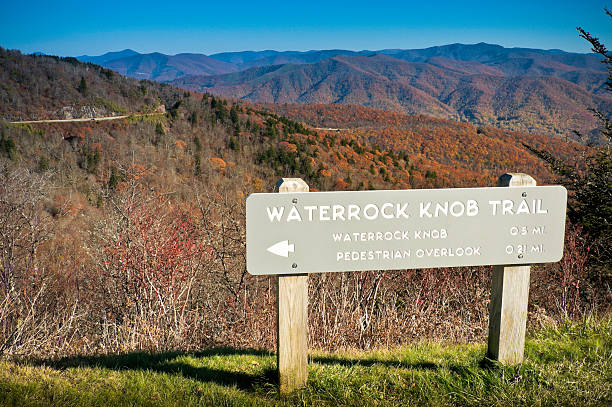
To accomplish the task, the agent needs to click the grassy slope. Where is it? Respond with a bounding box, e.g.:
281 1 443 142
1 320 609 406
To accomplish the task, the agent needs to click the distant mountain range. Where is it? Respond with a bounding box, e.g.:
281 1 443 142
76 48 417 80
76 43 610 139
78 50 236 81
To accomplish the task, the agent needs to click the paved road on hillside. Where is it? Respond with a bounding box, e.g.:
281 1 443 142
9 112 163 124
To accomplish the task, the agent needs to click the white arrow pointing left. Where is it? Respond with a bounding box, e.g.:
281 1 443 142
267 240 295 257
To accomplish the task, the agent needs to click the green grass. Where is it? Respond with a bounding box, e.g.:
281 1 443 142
1 319 610 406
125 112 166 124
93 97 129 114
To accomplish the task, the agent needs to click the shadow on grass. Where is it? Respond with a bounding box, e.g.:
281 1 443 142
25 348 502 392
311 355 440 370
311 354 501 374
27 347 277 392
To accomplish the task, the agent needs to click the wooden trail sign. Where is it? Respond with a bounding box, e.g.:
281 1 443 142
247 182 567 275
248 174 567 393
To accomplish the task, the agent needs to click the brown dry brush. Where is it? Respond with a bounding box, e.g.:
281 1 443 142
0 172 607 358
307 266 490 350
0 166 83 356
89 182 209 352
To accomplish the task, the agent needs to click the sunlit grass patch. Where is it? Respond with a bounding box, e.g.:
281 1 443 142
1 319 610 406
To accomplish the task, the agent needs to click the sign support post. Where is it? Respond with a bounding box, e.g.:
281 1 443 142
487 173 535 364
276 178 309 393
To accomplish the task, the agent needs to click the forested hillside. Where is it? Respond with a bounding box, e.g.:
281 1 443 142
0 47 173 121
0 50 604 358
266 103 586 187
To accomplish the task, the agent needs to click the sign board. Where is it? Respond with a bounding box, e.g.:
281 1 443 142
246 186 567 275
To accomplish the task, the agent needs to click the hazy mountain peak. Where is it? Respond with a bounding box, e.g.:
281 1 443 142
77 49 140 65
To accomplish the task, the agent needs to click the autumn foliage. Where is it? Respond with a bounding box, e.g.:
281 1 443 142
0 50 608 358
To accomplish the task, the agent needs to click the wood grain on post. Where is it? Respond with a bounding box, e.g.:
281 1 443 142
487 173 535 364
276 178 309 393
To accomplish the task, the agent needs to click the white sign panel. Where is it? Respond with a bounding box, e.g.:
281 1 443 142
246 186 567 275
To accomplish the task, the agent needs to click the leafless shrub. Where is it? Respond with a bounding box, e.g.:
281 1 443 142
0 164 69 355
308 266 490 350
87 168 211 352
530 223 602 321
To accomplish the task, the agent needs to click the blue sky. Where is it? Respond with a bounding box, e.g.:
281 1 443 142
2 0 611 56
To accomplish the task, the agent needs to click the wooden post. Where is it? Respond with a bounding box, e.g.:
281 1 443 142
276 178 309 393
487 173 535 364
